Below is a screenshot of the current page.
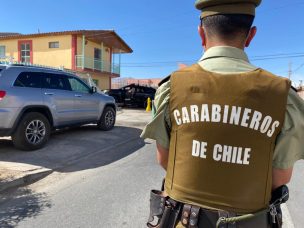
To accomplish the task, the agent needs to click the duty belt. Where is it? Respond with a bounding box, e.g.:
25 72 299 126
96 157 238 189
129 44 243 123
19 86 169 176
147 185 289 228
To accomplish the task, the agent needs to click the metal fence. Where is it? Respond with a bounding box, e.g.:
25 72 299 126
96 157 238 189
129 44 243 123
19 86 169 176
75 55 120 74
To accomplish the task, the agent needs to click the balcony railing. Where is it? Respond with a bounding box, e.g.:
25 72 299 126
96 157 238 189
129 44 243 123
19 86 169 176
75 55 120 75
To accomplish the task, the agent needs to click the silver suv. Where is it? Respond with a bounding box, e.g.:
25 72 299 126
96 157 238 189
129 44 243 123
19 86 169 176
0 64 116 150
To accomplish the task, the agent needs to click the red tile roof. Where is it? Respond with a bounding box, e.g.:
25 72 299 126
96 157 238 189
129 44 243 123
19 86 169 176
0 32 21 36
0 30 132 53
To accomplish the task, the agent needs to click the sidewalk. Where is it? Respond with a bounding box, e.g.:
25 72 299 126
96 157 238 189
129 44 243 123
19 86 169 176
0 162 52 192
0 109 152 193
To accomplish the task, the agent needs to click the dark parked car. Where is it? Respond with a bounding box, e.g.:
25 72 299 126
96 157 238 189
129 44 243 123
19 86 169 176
106 84 156 108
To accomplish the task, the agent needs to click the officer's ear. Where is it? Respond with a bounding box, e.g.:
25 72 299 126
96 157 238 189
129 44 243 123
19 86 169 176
198 25 207 49
245 26 257 47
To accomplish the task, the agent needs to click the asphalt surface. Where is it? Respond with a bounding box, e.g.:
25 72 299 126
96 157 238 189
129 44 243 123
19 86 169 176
0 139 164 228
0 109 302 228
0 140 302 228
287 160 304 227
0 109 151 193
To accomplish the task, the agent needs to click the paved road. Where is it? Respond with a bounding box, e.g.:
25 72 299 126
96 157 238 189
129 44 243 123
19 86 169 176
0 109 151 174
0 140 302 228
0 139 165 228
287 160 304 227
0 107 302 227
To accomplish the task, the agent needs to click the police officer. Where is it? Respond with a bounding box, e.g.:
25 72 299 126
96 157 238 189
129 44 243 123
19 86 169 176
142 0 304 227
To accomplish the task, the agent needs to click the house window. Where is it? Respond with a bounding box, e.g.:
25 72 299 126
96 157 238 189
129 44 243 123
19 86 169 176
0 46 6 58
49 42 59 48
94 48 101 59
20 42 31 63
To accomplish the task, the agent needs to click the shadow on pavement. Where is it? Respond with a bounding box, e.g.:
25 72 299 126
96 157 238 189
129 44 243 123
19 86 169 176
0 126 145 173
0 188 51 227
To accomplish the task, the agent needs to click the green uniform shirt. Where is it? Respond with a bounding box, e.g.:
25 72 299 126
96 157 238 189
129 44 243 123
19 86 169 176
141 46 304 169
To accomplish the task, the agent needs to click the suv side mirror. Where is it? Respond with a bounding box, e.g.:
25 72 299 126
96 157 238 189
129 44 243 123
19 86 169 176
91 86 97 93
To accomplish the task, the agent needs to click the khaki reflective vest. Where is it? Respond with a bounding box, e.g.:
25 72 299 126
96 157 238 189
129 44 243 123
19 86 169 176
165 64 290 214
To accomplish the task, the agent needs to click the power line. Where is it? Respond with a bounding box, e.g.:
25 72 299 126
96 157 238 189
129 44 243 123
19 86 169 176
251 54 304 61
84 2 304 40
121 52 304 68
293 62 304 73
251 52 304 58
86 2 304 39
122 60 194 65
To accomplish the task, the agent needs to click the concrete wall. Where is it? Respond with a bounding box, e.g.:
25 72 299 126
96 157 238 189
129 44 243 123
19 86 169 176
76 36 111 60
0 35 72 69
0 35 114 90
33 35 72 69
90 72 110 90
0 39 19 61
76 35 111 65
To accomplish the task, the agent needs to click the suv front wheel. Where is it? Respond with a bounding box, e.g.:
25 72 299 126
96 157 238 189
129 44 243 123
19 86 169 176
12 112 51 151
98 106 116 131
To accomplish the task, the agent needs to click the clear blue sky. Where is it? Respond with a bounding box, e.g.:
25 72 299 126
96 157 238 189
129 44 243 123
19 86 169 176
2 0 304 85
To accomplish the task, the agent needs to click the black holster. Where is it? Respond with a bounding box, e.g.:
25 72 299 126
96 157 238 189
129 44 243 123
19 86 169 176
268 185 289 228
147 190 167 228
269 206 283 228
159 198 182 228
147 190 182 228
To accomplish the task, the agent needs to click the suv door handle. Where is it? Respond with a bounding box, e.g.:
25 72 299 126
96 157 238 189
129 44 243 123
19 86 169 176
74 94 82 97
44 92 54 96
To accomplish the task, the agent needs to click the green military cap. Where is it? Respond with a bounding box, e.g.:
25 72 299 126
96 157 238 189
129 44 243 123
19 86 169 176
195 0 261 18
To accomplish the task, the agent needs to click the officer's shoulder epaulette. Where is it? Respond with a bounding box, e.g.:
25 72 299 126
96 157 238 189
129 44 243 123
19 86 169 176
158 75 171 87
291 86 298 92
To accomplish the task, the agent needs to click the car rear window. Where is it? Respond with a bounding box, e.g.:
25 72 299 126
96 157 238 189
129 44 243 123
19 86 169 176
14 72 41 88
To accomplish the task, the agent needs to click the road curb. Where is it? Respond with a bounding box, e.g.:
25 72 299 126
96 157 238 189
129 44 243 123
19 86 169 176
0 169 53 193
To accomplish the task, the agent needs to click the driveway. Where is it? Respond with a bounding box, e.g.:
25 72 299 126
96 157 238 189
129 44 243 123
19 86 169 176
0 109 152 191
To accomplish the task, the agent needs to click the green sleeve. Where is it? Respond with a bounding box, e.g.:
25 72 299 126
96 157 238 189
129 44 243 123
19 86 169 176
273 89 304 169
140 81 171 149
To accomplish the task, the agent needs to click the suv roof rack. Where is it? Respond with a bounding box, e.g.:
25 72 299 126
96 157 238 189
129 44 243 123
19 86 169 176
0 59 98 88
0 61 65 71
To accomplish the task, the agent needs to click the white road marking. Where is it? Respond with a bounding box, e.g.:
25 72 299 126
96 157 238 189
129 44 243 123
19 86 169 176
282 203 295 228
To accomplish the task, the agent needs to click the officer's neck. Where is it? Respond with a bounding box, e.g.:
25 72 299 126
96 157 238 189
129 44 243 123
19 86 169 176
204 40 245 51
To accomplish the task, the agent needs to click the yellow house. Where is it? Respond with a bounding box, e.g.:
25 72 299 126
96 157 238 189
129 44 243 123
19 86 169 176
0 30 133 90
